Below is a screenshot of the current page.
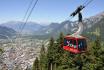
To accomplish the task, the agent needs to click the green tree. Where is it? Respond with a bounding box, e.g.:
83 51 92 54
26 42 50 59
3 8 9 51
47 37 55 70
0 48 3 54
32 57 40 70
54 32 64 66
92 38 104 70
92 37 101 56
40 44 47 70
82 37 104 70
54 32 71 70
41 31 104 70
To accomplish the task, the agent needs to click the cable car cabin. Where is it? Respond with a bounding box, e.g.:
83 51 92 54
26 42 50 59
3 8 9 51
63 35 87 54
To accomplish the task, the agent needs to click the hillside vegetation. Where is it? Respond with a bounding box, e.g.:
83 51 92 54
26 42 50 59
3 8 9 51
32 32 104 70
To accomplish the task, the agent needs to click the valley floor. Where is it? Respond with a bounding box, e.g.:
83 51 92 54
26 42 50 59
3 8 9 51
0 38 46 70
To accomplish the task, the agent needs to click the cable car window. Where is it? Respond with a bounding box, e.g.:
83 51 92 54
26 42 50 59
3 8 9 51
73 40 77 48
64 38 67 46
67 39 73 47
64 39 73 47
78 39 87 50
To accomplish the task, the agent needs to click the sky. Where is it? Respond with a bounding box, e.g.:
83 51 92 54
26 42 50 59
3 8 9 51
0 0 104 24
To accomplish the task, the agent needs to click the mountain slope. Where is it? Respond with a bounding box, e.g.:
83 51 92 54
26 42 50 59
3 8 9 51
83 16 104 40
33 12 104 39
0 26 16 39
0 12 104 39
1 21 44 34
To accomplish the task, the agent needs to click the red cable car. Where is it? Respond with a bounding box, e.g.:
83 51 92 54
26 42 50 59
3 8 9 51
62 5 87 54
63 35 87 54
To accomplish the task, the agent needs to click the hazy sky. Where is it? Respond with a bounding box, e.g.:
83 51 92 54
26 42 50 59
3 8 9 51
0 0 104 24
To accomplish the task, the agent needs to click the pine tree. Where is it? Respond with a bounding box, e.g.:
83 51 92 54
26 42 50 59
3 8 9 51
40 44 45 54
92 37 101 57
47 37 55 70
40 44 47 70
54 32 70 70
44 31 104 70
82 36 104 70
32 57 40 70
55 32 64 61
92 37 104 70
0 48 3 54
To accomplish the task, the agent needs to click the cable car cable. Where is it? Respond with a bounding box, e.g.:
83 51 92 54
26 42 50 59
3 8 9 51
22 0 35 21
84 0 94 7
19 0 93 36
68 0 94 21
16 0 36 38
16 0 35 40
83 0 89 5
15 0 39 48
19 0 39 35
20 0 38 34
16 0 39 40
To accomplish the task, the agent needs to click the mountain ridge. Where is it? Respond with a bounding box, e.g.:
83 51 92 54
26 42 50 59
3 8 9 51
0 26 16 39
0 11 104 39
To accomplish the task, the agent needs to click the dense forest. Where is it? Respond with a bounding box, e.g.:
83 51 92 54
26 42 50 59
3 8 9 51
32 32 104 70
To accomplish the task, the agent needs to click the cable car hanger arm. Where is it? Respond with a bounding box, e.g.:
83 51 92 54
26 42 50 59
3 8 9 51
70 5 85 17
70 0 94 17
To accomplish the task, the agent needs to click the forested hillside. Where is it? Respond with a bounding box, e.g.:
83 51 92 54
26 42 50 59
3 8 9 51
83 17 104 41
32 33 104 70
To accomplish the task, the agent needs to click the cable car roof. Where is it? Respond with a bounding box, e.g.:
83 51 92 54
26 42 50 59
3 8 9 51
65 35 86 39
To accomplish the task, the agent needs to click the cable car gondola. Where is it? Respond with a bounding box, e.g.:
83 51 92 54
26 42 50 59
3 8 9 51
63 5 87 54
63 35 87 54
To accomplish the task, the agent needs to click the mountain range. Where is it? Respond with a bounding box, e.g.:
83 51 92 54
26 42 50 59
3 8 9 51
0 26 16 39
0 12 104 39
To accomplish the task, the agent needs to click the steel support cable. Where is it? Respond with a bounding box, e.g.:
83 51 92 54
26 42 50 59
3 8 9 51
19 0 93 35
64 0 94 36
67 0 94 21
19 0 39 35
84 0 94 7
16 0 36 37
15 0 36 48
15 0 38 48
17 0 35 33
83 0 89 5
22 0 35 21
16 0 93 39
19 0 38 46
